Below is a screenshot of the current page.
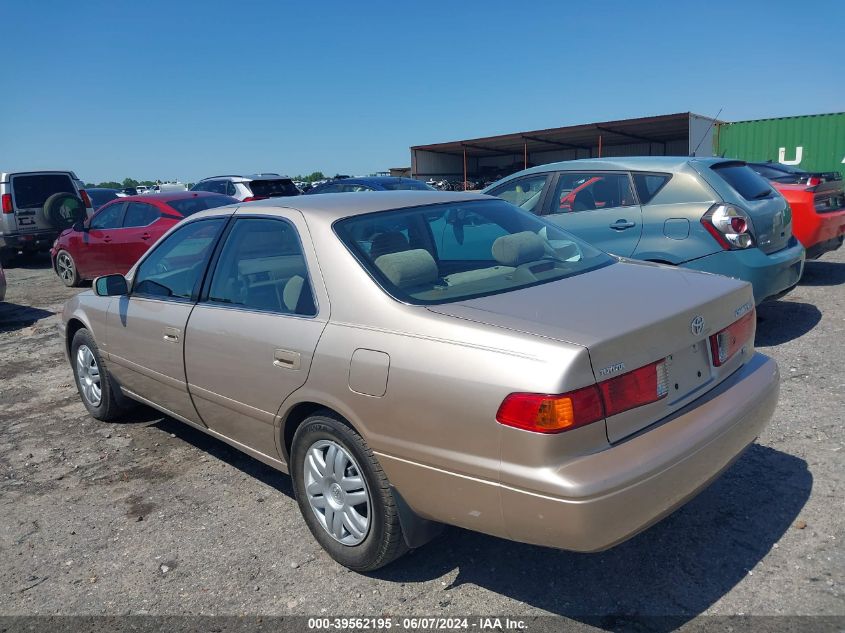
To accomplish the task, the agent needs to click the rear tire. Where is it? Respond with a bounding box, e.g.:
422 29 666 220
56 250 81 287
70 329 124 421
291 411 408 571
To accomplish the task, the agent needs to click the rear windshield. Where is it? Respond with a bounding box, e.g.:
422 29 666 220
711 162 773 200
88 189 120 208
248 179 300 197
380 180 435 191
12 174 75 208
334 198 613 306
166 194 238 216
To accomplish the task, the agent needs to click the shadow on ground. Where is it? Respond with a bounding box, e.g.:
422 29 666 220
374 445 810 628
799 259 845 287
134 411 810 629
2 251 54 270
0 302 54 332
756 300 822 347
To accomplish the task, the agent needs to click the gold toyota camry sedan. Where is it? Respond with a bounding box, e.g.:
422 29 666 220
60 191 779 571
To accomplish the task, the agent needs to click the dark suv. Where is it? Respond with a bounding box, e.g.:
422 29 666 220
0 171 93 265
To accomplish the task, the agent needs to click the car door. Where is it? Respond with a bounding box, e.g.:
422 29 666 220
119 201 163 272
184 212 328 458
84 202 126 276
541 172 643 256
104 217 228 423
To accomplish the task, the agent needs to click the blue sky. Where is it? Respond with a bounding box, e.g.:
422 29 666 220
1 0 842 183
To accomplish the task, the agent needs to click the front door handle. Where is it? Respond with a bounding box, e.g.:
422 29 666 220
609 219 636 230
273 348 301 370
103 235 113 242
163 327 180 343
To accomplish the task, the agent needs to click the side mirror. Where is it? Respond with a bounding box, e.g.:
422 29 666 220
94 274 128 297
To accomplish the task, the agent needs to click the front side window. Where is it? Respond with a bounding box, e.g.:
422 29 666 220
133 218 225 300
123 202 160 227
90 203 124 229
248 179 300 197
488 175 549 213
334 199 613 305
551 173 636 212
206 218 316 316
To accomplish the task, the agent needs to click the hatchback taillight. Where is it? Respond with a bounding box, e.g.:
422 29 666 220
1 194 12 214
497 359 668 434
79 189 92 208
709 309 756 367
701 204 754 250
806 176 822 187
242 195 268 202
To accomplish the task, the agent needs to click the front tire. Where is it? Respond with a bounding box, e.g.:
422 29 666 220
56 250 81 287
291 412 408 571
70 329 124 421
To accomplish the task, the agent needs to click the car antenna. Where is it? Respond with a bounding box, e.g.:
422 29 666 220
691 107 723 156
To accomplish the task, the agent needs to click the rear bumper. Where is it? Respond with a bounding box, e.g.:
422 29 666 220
500 353 779 551
795 208 845 259
0 230 59 252
679 239 805 304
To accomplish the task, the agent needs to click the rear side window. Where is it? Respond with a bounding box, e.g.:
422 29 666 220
380 180 435 191
711 162 773 200
248 179 300 197
207 218 316 316
633 173 671 204
550 173 636 212
11 174 74 208
167 194 237 216
124 202 160 227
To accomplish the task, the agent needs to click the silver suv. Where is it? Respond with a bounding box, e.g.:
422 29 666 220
0 171 93 265
191 173 300 201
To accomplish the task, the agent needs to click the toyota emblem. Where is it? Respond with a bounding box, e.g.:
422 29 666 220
690 315 705 336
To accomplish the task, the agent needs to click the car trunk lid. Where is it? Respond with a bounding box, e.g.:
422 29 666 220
427 260 756 443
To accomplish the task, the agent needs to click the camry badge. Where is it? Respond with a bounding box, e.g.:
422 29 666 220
690 315 705 336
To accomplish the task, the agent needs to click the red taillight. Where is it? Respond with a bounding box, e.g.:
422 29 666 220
1 193 12 214
599 359 668 417
806 176 821 187
701 204 754 250
496 386 604 434
709 309 756 367
497 359 669 433
242 195 268 202
79 189 92 208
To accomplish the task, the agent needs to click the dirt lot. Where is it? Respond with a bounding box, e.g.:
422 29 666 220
0 251 843 626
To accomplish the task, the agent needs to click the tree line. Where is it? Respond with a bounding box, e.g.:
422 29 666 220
83 178 168 189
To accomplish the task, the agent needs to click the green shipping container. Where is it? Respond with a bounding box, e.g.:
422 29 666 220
716 112 845 179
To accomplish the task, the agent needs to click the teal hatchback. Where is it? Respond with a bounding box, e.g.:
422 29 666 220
483 157 805 304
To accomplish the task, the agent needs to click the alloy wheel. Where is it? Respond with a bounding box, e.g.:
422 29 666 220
76 345 102 407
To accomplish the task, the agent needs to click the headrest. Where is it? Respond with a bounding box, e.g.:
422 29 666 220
370 231 410 259
374 249 438 289
492 231 546 267
283 275 306 312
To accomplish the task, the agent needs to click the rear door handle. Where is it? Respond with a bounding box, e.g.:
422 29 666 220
163 326 180 343
140 232 151 240
273 348 301 370
609 219 636 230
103 235 112 242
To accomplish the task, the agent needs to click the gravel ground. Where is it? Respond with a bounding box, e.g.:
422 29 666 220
0 251 842 627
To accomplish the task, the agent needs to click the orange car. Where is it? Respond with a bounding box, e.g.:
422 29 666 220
750 162 845 259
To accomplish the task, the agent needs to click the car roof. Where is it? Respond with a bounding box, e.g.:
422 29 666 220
510 155 739 177
118 191 233 204
227 190 491 222
324 176 421 186
198 173 289 183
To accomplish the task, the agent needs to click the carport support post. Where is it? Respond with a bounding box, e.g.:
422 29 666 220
598 134 602 158
463 147 467 191
524 141 528 169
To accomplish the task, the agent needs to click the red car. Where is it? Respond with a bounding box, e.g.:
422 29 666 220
51 192 237 286
750 162 845 259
